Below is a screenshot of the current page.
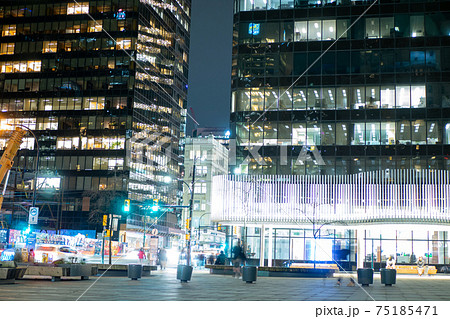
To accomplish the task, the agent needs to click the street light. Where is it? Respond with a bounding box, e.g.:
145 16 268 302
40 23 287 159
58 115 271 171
182 156 204 268
197 212 211 241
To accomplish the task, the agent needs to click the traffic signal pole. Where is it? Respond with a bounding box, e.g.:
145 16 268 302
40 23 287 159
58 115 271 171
186 161 196 267
109 214 112 264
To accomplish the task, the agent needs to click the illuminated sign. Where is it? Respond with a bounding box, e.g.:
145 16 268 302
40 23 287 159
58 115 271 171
248 23 260 35
116 10 126 20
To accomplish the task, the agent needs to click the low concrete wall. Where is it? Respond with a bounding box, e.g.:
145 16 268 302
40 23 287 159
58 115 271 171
23 265 97 281
94 264 156 277
205 265 336 278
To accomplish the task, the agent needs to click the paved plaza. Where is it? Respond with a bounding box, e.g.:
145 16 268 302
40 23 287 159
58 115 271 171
1 267 450 301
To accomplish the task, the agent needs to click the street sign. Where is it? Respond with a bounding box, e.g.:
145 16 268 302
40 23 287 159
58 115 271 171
112 218 119 231
151 228 158 235
28 207 39 225
103 215 108 226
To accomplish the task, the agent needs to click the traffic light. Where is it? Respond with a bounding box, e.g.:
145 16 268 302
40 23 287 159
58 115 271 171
123 199 130 212
151 199 159 212
217 224 221 231
185 218 190 230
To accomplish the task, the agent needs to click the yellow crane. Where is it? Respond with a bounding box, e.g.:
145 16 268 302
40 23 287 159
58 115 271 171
0 127 26 211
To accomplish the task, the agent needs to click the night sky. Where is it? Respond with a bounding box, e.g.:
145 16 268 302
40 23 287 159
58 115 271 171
186 0 234 134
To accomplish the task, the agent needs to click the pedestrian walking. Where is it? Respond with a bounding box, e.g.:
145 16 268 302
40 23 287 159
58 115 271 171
159 248 168 270
28 249 35 263
232 241 246 278
138 248 146 263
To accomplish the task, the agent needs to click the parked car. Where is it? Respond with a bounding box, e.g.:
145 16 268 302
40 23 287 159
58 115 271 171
34 245 85 263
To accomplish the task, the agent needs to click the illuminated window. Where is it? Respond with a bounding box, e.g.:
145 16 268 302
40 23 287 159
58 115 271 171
0 118 36 130
42 41 57 53
57 137 80 150
194 182 207 194
308 21 321 41
2 25 16 36
0 60 41 73
0 43 15 55
116 38 132 50
322 20 336 40
27 61 41 72
410 16 424 37
83 97 105 110
37 117 58 130
366 18 379 39
88 20 102 32
67 2 89 15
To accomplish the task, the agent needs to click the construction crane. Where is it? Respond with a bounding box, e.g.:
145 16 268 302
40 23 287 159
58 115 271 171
0 127 26 211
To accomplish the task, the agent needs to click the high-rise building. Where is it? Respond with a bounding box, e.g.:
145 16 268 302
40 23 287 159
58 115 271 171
221 0 450 268
0 0 190 243
183 136 228 252
230 0 450 175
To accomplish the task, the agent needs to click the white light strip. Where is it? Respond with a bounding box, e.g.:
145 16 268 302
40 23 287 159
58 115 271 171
211 170 450 225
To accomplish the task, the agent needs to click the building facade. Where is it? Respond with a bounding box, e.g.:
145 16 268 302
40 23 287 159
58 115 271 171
183 136 228 252
231 0 450 175
0 0 190 242
224 0 450 268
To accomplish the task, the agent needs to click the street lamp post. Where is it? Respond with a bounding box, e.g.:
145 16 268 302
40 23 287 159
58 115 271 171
177 157 201 268
197 212 211 241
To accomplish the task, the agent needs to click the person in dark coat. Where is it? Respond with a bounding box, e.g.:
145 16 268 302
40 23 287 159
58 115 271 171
231 242 246 278
208 254 215 265
214 251 227 265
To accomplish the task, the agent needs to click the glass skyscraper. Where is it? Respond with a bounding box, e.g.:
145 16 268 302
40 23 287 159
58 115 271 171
0 0 190 237
230 0 450 176
225 0 450 268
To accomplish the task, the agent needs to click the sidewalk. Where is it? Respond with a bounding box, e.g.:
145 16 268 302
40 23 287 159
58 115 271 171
1 267 450 301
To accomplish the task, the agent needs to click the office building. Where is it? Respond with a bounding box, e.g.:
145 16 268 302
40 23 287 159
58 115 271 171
183 136 228 252
0 0 190 246
221 0 450 268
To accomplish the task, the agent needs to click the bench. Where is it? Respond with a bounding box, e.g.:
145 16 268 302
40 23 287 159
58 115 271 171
205 264 337 278
205 265 234 275
395 265 437 275
289 263 340 270
0 261 27 284
94 264 157 277
24 265 98 281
